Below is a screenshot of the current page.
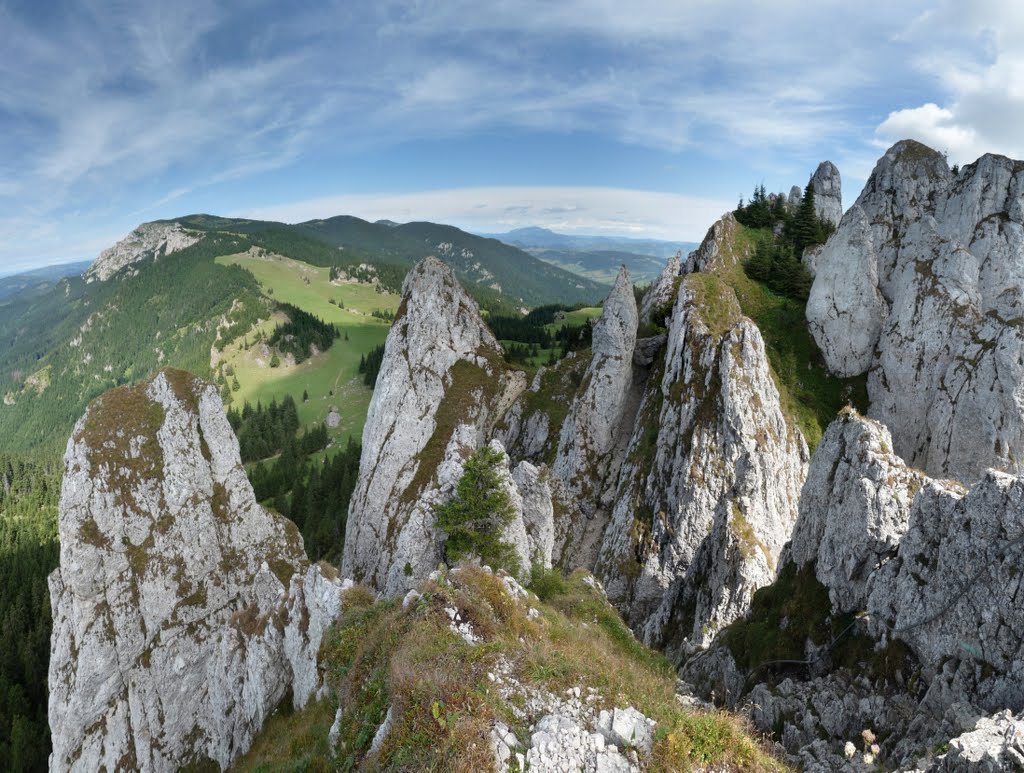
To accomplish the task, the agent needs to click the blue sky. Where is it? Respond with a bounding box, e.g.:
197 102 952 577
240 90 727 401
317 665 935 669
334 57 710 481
1 0 1021 273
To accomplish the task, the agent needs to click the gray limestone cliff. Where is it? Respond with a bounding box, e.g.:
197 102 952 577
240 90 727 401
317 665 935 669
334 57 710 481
549 267 641 564
48 369 343 772
85 222 201 282
683 410 1024 770
807 139 1024 481
810 160 843 227
597 268 808 656
341 257 527 596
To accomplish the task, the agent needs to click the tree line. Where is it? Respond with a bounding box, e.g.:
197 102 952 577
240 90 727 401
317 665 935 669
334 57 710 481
0 454 60 771
735 183 835 302
247 438 361 563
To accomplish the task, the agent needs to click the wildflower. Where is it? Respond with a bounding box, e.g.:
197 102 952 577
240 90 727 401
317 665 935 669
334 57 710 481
863 752 875 765
862 728 876 745
844 741 857 759
870 743 880 755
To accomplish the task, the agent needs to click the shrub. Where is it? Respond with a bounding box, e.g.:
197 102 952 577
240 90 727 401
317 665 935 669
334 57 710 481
528 564 568 601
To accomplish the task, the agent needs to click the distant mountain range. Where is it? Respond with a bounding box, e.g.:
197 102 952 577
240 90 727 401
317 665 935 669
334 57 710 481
480 226 697 283
0 260 91 303
168 214 609 308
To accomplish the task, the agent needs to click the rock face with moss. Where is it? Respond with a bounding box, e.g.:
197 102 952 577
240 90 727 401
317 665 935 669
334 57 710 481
48 369 344 772
342 257 527 596
684 409 1024 770
550 267 641 564
807 139 1024 481
85 221 201 282
598 271 809 655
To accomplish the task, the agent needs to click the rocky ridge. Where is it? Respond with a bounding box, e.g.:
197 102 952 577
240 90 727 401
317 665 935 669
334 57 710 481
85 222 201 282
683 410 1024 770
48 369 344 772
807 139 1024 481
598 269 808 656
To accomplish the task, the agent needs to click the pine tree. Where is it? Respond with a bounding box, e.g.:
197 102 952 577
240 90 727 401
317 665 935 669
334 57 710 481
433 446 520 575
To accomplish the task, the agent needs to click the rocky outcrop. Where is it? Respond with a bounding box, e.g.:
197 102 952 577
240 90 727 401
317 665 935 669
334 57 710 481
807 139 1024 481
511 459 555 570
682 212 747 274
597 271 809 655
638 254 680 327
684 409 1024 770
341 257 526 596
549 267 641 564
793 409 1024 696
788 185 803 209
85 222 201 282
810 160 842 226
785 410 926 614
937 709 1024 771
48 369 343 772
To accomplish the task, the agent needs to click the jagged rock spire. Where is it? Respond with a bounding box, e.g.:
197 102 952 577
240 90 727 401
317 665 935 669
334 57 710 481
341 257 526 595
807 138 1024 480
48 369 343 772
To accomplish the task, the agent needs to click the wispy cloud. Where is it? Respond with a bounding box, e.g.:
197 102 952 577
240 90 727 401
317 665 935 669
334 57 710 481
0 0 1008 270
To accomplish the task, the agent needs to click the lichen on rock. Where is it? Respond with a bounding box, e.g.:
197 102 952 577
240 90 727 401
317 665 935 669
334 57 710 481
48 368 344 772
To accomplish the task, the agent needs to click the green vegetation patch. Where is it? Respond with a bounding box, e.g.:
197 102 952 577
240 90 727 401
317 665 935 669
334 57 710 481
705 223 868 451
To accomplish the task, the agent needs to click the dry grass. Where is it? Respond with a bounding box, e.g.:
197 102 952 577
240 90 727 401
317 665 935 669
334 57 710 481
236 565 786 772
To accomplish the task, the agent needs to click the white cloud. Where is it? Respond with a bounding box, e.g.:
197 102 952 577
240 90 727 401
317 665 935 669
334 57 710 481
234 186 734 242
875 1 1024 164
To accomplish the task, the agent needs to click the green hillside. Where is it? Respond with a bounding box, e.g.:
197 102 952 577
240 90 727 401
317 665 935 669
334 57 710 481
214 251 399 446
295 216 609 306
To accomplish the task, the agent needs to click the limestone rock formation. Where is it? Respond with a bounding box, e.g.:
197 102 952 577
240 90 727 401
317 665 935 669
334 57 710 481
85 222 201 282
341 257 526 596
809 160 842 226
550 267 641 564
788 185 803 209
791 410 1024 698
638 254 680 327
684 409 1024 769
936 709 1024 771
48 369 343 772
598 270 808 654
683 212 747 274
807 139 1024 480
785 410 926 614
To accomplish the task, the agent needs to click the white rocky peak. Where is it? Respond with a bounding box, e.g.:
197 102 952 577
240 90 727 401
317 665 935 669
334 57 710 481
599 268 808 654
550 266 639 562
807 139 1024 480
85 222 201 282
48 369 344 772
638 254 681 327
341 256 526 596
810 160 843 226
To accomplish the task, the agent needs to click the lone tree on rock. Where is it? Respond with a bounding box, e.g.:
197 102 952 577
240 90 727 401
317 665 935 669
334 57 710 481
434 446 519 575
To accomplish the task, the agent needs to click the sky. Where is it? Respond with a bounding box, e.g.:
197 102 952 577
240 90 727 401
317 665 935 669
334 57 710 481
1 0 1022 274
